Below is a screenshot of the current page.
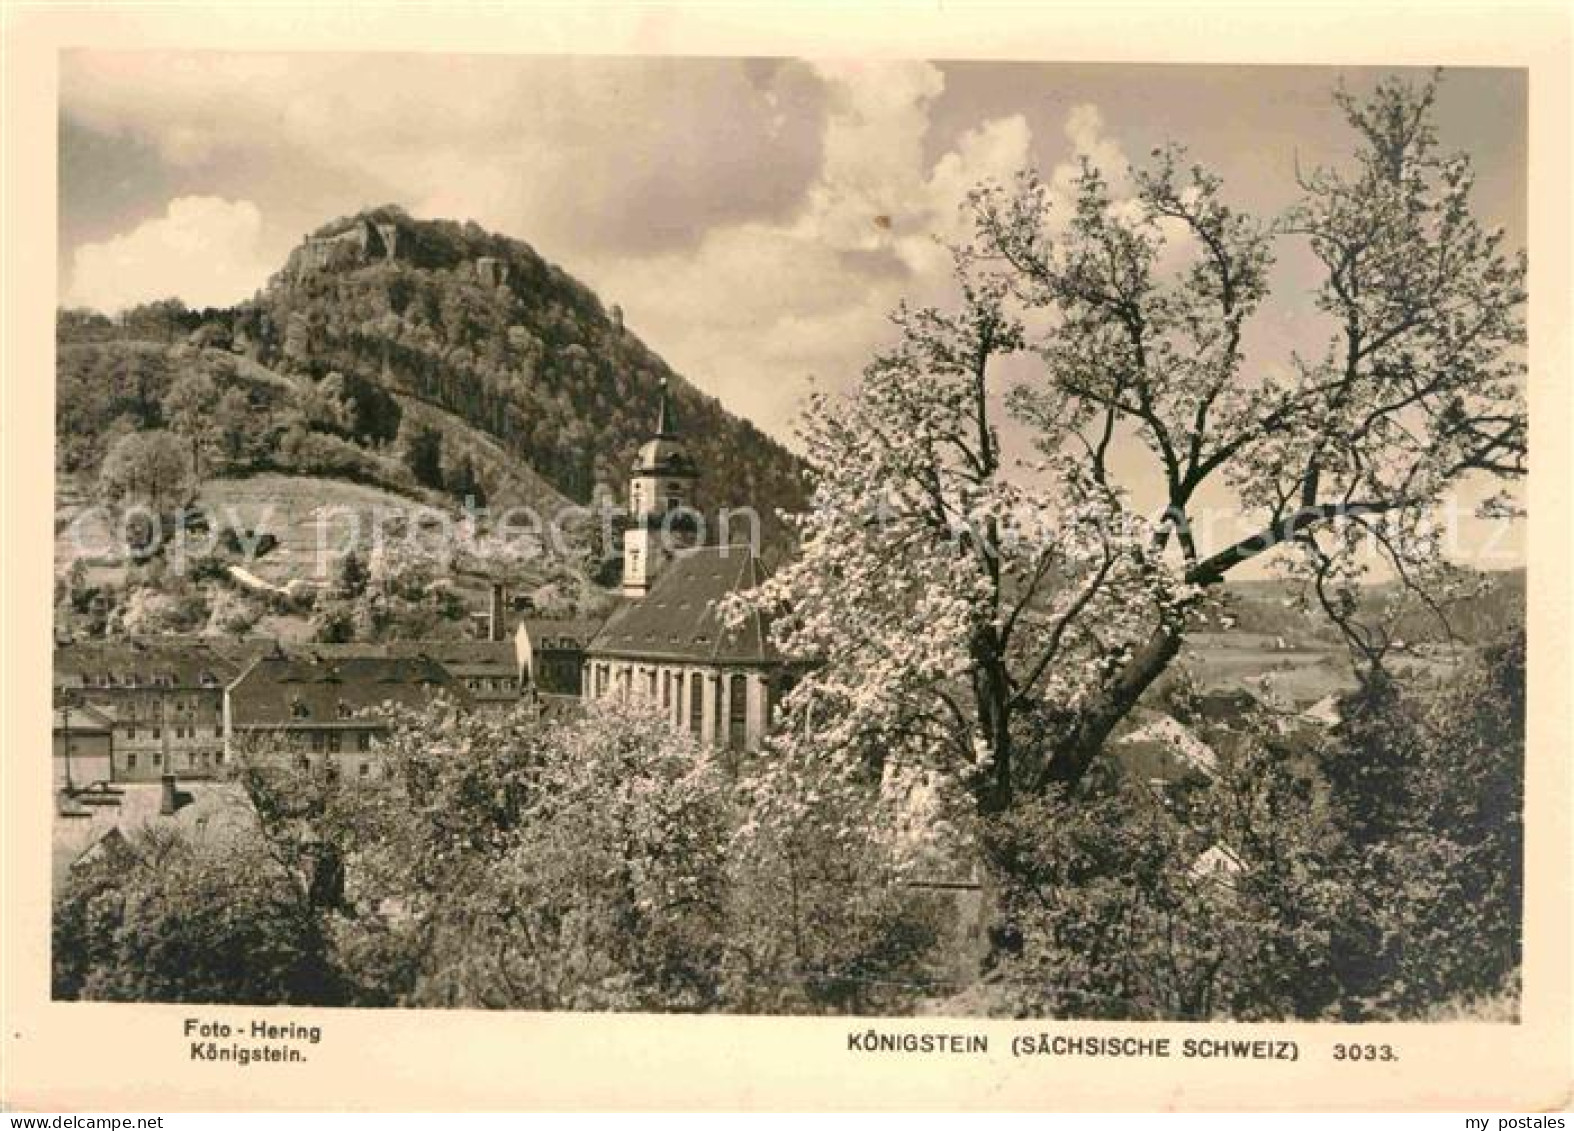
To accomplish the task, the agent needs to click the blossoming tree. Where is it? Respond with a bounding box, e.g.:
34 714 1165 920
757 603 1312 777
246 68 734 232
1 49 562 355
736 74 1526 815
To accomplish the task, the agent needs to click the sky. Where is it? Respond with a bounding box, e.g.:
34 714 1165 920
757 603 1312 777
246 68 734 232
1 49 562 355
58 54 1527 568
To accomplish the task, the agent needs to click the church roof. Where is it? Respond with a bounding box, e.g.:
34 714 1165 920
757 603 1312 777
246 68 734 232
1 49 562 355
587 545 778 664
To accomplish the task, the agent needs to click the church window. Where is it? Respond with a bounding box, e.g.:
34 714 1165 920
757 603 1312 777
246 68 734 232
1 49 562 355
728 674 748 751
688 673 702 736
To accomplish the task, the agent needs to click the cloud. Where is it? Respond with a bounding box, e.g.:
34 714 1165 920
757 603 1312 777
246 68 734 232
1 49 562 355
65 196 272 313
577 62 1068 437
61 53 825 260
57 53 1139 444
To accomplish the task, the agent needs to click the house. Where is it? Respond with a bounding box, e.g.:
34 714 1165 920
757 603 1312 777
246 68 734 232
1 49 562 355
52 780 252 892
416 641 521 709
53 637 270 782
1112 712 1220 782
52 704 115 789
1300 694 1343 728
225 651 471 779
515 616 601 701
292 641 523 711
1189 842 1247 890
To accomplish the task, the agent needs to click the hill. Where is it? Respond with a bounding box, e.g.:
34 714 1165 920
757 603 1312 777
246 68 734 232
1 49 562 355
259 206 805 537
58 204 808 548
1213 568 1524 646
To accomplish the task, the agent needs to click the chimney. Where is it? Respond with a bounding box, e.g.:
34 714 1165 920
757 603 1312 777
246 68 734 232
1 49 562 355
159 773 178 816
488 582 506 642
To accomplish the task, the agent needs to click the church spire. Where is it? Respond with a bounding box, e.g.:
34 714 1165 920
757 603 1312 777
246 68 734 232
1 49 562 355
655 377 678 439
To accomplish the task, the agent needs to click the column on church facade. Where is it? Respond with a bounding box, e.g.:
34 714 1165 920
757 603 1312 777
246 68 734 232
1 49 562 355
666 667 683 729
717 672 732 749
745 671 769 751
699 670 718 748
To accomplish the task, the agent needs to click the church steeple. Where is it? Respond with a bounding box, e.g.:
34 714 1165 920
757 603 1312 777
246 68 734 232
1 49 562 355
631 378 697 481
624 377 700 598
654 377 678 439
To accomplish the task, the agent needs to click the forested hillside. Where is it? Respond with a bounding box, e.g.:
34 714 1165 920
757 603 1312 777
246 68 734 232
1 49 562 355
257 207 804 533
58 205 808 547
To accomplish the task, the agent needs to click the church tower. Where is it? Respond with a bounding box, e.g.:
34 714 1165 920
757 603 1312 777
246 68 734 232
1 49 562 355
623 378 699 597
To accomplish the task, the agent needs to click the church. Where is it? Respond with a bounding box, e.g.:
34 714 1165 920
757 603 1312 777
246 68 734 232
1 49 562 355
583 381 791 754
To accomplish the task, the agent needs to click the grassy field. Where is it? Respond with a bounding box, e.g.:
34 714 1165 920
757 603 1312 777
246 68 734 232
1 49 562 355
195 473 433 585
1180 632 1355 704
1178 630 1465 705
195 472 584 609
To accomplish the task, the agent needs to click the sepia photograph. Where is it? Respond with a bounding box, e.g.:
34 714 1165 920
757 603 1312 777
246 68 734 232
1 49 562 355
41 49 1535 1026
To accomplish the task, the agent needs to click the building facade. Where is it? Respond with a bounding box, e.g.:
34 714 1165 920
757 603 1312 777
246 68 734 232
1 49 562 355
53 638 267 781
224 651 471 780
516 617 599 701
52 704 114 788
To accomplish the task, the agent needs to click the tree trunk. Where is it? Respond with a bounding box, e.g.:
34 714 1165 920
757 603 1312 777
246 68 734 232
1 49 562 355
972 628 1016 815
981 662 1015 814
1039 621 1186 792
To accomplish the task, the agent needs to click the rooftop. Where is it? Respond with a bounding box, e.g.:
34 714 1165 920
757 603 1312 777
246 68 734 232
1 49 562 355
288 640 518 672
588 545 777 664
53 638 271 690
52 782 254 891
516 617 604 650
53 704 115 733
228 653 471 727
